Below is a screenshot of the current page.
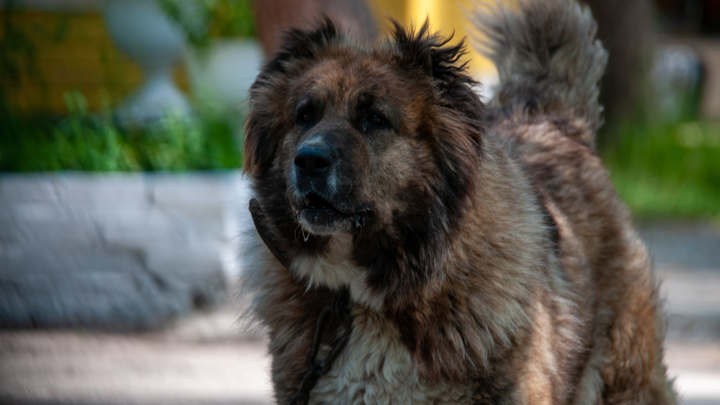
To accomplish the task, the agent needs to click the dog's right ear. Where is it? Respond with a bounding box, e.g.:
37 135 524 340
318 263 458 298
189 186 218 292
265 18 340 76
243 19 340 176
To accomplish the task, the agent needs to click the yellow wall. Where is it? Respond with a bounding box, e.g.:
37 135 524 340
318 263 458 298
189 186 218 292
368 0 496 75
1 11 187 115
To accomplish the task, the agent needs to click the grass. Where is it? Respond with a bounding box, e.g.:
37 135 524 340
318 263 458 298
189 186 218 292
0 92 243 172
601 119 720 219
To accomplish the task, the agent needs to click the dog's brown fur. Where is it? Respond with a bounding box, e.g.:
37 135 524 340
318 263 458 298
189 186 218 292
241 0 678 403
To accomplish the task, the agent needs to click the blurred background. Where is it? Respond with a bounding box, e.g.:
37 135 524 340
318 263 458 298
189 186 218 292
0 0 718 404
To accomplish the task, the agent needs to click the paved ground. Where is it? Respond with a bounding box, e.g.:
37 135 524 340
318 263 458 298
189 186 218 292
0 221 719 405
0 307 272 405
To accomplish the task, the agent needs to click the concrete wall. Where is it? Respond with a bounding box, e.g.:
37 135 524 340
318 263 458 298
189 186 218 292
0 172 249 329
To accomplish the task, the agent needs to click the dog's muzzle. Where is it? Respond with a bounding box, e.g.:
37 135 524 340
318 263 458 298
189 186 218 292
292 138 352 232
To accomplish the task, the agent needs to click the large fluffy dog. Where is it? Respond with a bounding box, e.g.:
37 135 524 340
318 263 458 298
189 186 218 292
241 0 678 403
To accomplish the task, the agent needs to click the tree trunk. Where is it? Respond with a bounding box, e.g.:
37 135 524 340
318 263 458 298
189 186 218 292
583 0 654 146
252 0 378 57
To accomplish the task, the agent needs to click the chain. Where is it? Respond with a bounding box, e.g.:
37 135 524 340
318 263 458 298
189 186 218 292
289 287 353 405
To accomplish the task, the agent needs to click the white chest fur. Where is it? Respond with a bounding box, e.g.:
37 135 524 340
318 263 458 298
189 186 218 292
292 234 385 310
308 307 472 405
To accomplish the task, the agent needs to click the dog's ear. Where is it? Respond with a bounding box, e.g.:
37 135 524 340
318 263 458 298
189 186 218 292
392 21 483 124
243 19 341 176
392 20 438 77
265 18 340 76
392 20 469 82
243 98 278 176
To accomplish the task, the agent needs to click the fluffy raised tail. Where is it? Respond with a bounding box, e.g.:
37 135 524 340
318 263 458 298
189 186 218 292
470 0 608 135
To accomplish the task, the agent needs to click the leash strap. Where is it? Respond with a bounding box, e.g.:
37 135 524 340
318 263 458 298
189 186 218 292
290 287 352 405
249 198 291 268
248 199 353 405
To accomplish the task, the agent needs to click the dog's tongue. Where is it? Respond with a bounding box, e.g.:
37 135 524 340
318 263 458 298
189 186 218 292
249 198 291 269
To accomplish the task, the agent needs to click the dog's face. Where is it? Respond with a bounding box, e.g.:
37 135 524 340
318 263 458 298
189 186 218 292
245 21 485 296
284 54 422 236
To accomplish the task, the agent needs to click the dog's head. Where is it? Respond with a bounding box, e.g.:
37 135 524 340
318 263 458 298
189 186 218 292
245 20 485 299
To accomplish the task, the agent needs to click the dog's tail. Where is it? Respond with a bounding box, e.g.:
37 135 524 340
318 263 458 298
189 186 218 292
470 0 608 135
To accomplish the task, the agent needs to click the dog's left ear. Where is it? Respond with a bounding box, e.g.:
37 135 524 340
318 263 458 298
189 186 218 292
393 20 459 77
393 21 483 123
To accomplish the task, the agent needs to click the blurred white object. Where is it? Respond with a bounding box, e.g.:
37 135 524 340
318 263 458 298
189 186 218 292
102 0 191 124
651 45 704 122
185 38 263 115
473 72 499 104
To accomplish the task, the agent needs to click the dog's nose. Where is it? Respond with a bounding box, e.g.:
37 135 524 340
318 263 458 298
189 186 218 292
294 148 332 174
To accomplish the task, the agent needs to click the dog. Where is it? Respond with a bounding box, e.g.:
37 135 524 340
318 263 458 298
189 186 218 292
241 0 678 403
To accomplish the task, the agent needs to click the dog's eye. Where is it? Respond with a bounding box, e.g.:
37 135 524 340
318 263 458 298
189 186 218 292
296 109 314 128
362 113 390 132
295 98 317 128
370 114 386 126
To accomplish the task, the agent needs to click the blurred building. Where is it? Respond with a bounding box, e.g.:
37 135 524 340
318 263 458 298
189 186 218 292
656 0 720 33
654 0 720 118
3 0 720 117
0 0 188 115
1 0 495 116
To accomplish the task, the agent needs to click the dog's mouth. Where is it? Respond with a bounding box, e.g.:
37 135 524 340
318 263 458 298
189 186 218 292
294 192 374 235
297 192 353 232
303 192 339 212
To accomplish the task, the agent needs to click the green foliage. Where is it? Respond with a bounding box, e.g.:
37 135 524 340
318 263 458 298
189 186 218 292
602 119 720 219
0 92 243 172
158 0 255 48
3 90 718 220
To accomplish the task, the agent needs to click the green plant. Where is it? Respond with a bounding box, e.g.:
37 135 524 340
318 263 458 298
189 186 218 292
158 0 256 48
0 92 243 172
602 119 720 219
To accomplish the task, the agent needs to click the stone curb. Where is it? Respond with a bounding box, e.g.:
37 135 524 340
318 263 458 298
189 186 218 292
0 171 250 330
